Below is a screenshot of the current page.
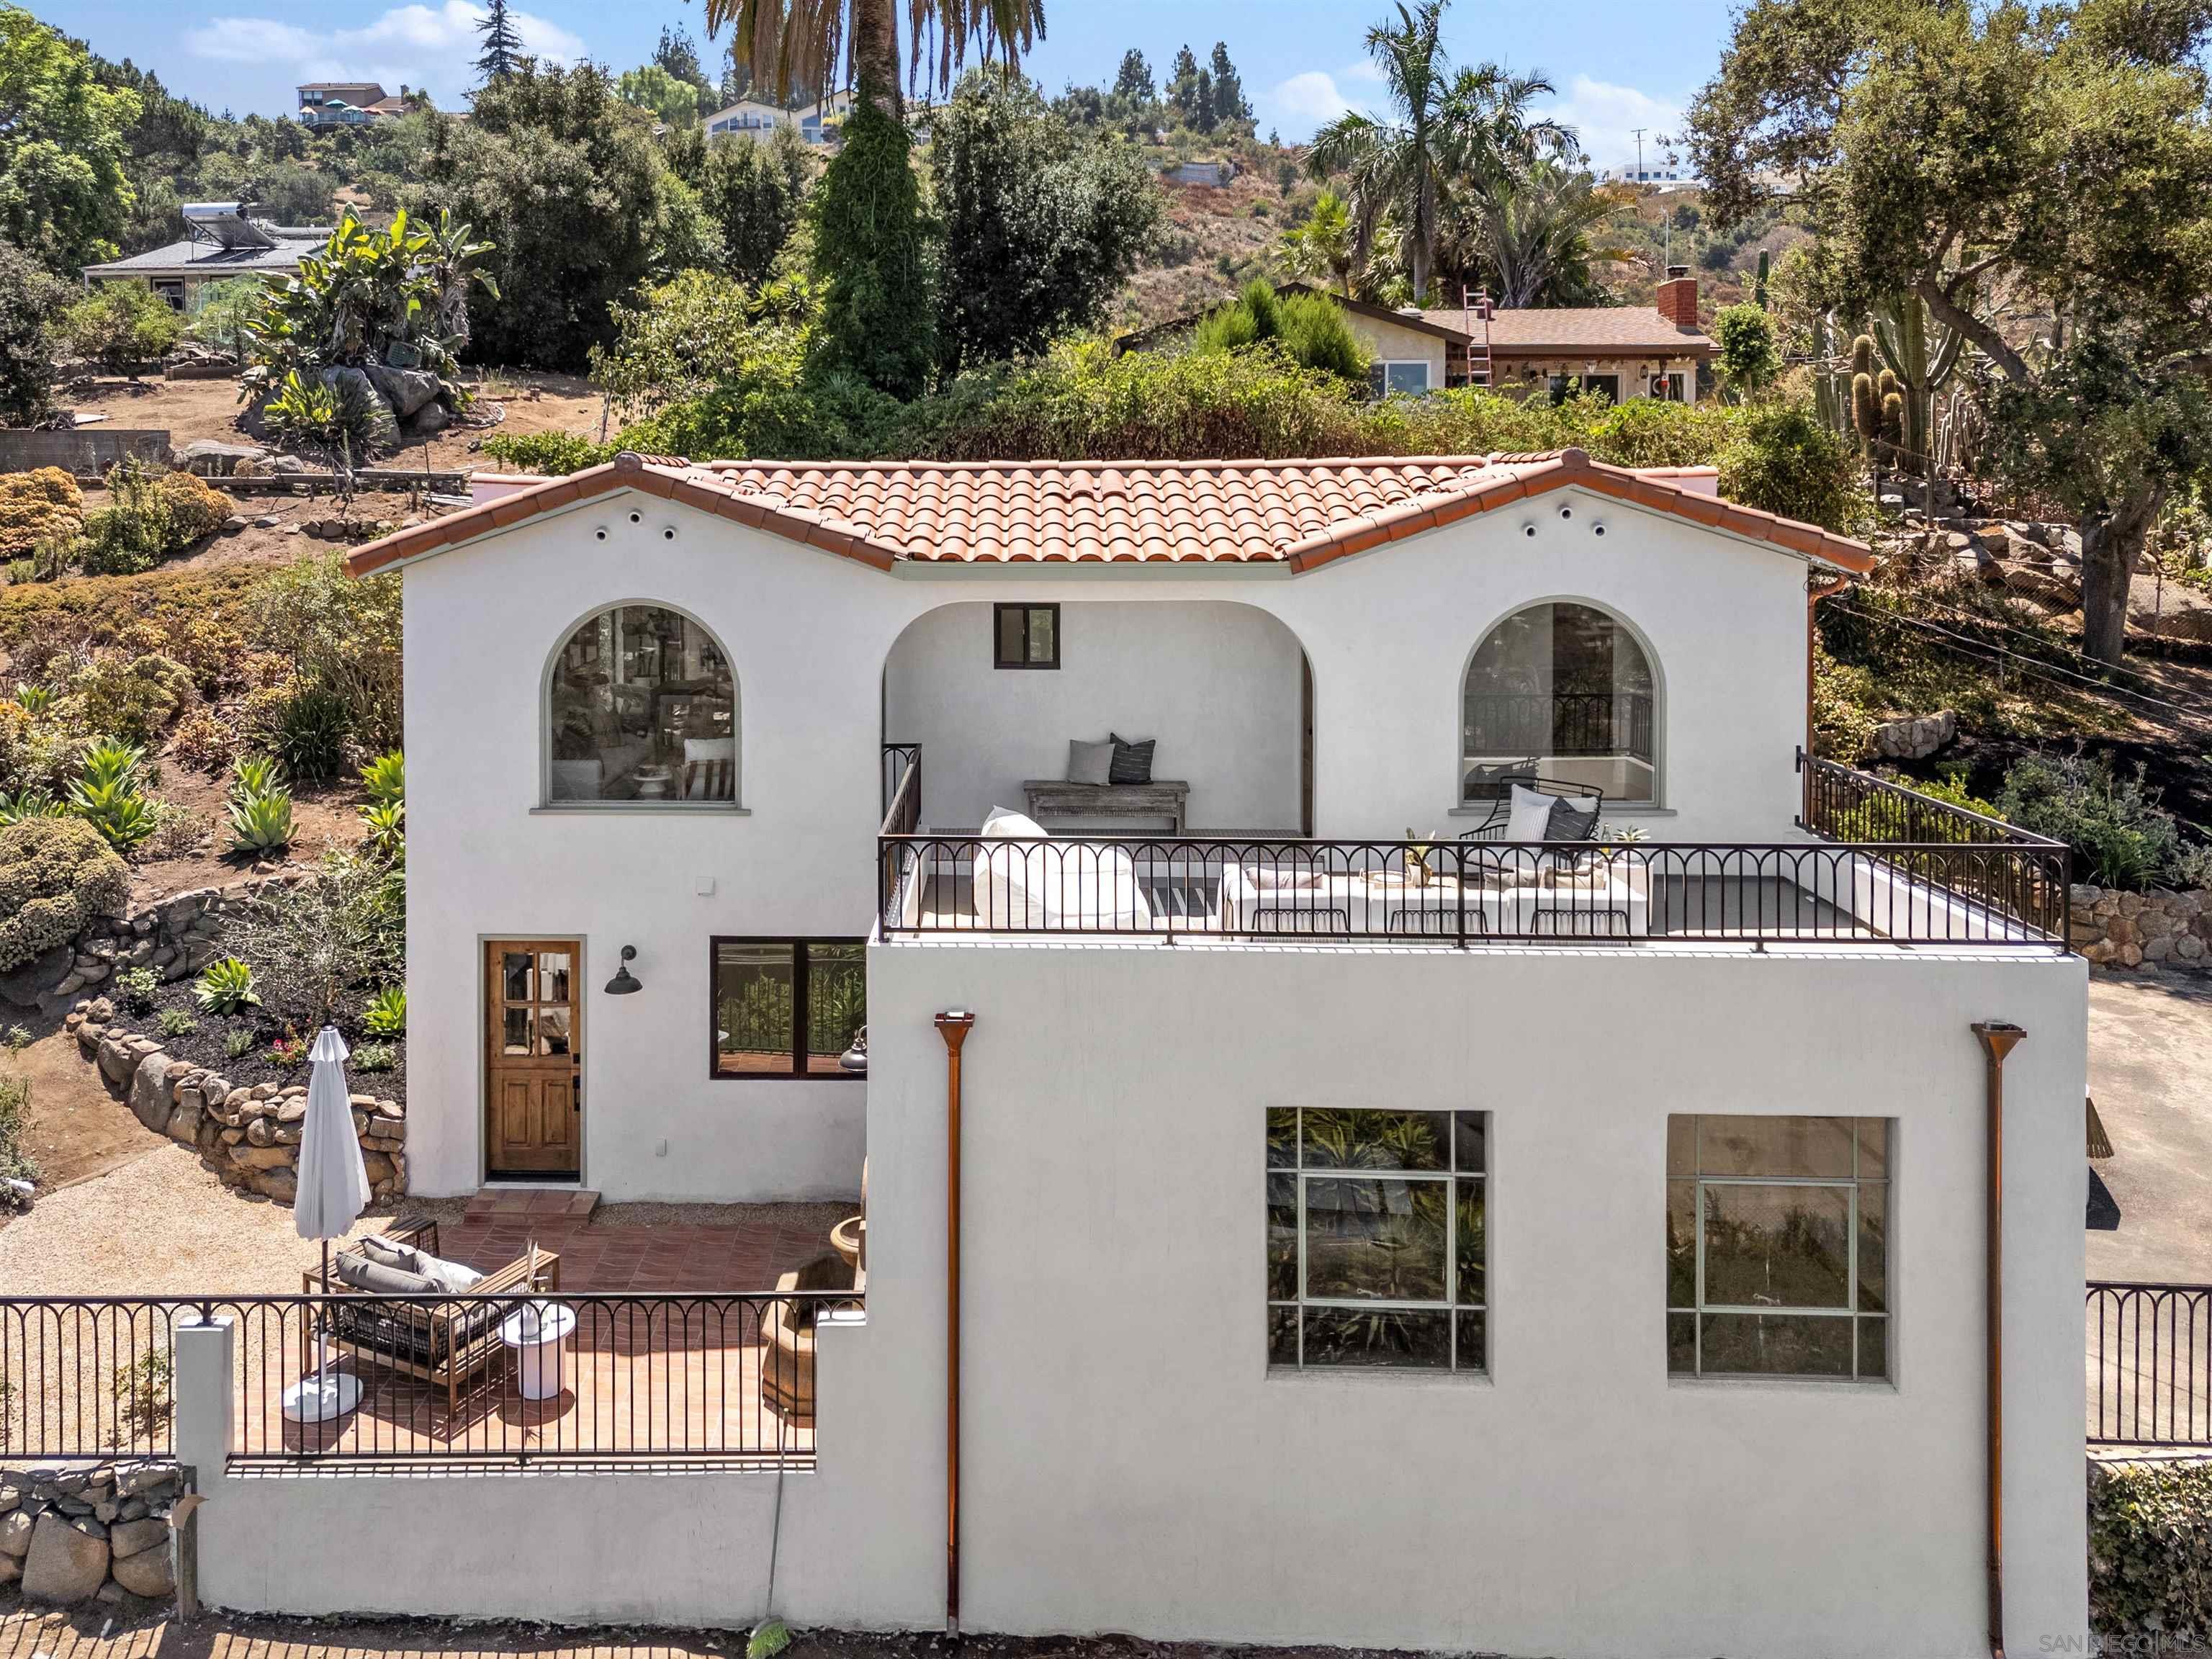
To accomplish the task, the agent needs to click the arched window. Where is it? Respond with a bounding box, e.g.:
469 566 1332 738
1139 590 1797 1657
547 604 737 804
1462 601 1657 805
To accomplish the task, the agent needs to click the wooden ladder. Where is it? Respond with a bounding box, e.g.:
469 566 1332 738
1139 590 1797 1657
1463 287 1495 389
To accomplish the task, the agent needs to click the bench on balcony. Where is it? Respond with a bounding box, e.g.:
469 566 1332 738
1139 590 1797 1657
1022 778 1190 832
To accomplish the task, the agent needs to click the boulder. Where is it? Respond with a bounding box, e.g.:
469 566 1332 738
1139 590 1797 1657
319 366 403 456
251 1166 297 1202
228 1143 292 1171
21 1514 109 1604
177 439 266 477
365 363 441 419
97 1031 141 1089
0 1507 32 1557
129 1052 179 1135
1871 710 1956 761
107 1516 167 1559
110 1537 174 1599
0 1555 18 1586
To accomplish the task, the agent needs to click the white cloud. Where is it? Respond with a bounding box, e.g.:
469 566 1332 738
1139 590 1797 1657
1538 75 1686 174
1266 70 1356 137
187 1 585 107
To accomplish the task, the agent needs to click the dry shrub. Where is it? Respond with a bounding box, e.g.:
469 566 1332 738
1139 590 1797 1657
0 469 84 562
169 709 240 772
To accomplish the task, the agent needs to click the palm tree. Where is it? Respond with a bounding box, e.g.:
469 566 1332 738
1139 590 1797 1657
1282 188 1357 296
699 0 1043 116
1457 162 1636 307
1309 0 1572 306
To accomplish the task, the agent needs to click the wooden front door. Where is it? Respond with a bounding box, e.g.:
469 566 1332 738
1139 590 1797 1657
484 940 581 1178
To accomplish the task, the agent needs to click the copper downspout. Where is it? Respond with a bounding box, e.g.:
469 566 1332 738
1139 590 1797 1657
1973 1021 2026 1659
935 1010 975 1637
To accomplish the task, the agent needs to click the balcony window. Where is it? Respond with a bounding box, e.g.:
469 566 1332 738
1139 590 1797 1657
547 603 736 805
1267 1108 1486 1372
711 939 866 1079
1462 600 1657 805
1666 1115 1890 1380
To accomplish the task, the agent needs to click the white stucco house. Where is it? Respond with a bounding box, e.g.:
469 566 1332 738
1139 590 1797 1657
261 446 2085 1656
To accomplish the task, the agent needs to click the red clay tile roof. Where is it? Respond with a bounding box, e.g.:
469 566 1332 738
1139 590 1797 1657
1424 306 1714 355
343 449 1871 578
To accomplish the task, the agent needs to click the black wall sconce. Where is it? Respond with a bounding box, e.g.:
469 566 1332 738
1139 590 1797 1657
604 945 642 996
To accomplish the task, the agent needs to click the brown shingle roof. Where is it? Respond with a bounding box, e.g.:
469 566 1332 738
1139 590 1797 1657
343 449 1869 578
1426 306 1714 355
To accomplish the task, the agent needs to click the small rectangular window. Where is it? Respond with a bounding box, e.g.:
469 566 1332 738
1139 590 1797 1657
1267 1107 1486 1374
711 938 866 1079
1365 361 1433 399
1666 1115 1890 1380
994 603 1058 670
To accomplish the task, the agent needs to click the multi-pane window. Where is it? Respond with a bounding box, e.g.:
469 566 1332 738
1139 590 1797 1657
1666 1115 1890 1380
993 603 1059 670
710 939 866 1079
1267 1108 1486 1372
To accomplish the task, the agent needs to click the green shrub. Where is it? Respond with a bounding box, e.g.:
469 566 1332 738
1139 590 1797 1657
1192 281 1370 385
222 1028 255 1059
478 432 619 475
1999 753 2179 890
62 282 181 374
0 1069 35 1187
114 964 159 1015
364 984 406 1035
156 1007 197 1038
2090 1457 2212 1643
351 1040 397 1072
0 243 68 427
195 956 259 1015
269 682 351 783
1717 401 1870 536
227 848 404 1030
78 462 230 577
0 817 130 974
68 652 195 747
258 368 385 462
3 1025 28 1051
250 553 401 753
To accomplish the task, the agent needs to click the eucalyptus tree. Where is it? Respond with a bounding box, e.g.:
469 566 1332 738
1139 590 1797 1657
1308 0 1571 306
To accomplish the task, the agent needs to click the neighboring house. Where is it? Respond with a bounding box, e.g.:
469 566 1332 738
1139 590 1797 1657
1602 161 1697 186
297 81 390 127
703 90 853 144
81 204 328 311
321 446 2087 1656
1120 274 1717 403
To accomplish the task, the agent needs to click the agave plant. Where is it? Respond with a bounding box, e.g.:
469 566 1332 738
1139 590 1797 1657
364 984 406 1035
360 799 405 860
231 755 287 800
11 683 52 715
359 749 405 808
0 788 68 824
227 785 295 854
194 956 259 1015
68 740 159 851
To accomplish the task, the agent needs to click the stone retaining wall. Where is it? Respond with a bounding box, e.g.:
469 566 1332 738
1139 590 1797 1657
68 996 406 1203
2071 884 2212 971
1 875 291 1015
0 1462 179 1606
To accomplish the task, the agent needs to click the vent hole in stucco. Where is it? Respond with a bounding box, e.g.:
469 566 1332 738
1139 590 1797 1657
1592 523 1607 537
629 511 642 524
594 527 608 541
1521 522 1537 538
1557 504 1574 521
662 527 676 541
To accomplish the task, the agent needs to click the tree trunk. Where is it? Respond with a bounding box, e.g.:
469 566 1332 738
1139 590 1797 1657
2080 486 2161 666
854 0 901 117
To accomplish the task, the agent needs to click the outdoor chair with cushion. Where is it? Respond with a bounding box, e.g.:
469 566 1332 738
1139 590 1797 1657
1457 779 1606 845
303 1219 562 1412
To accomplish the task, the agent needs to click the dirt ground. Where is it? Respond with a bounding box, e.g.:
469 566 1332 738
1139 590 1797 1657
58 369 606 579
0 1608 1388 1659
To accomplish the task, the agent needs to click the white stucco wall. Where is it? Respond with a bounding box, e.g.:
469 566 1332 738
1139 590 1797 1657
859 938 2089 1658
400 482 1825 1199
884 600 1306 832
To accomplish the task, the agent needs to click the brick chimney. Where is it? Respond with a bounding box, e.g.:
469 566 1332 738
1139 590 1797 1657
1655 266 1699 329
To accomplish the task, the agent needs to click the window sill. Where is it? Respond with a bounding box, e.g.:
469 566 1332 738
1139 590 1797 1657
1665 1373 1897 1395
1265 1365 1493 1390
531 804 750 817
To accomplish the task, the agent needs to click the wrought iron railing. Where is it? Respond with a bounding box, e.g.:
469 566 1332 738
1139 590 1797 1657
1462 691 1655 765
2089 1282 2212 1447
0 1290 860 1467
881 742 921 824
876 833 2070 946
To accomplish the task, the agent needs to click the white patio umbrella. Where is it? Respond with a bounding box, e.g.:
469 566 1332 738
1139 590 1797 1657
282 1025 371 1423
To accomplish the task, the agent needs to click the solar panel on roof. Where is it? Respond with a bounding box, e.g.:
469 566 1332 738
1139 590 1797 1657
181 202 278 252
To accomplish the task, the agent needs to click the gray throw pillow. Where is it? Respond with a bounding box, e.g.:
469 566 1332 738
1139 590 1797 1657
1066 737 1115 786
333 1253 439 1297
1108 733 1156 785
1544 796 1601 842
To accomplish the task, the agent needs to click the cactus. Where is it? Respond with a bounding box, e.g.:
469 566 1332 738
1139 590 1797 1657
1871 294 1966 477
1852 333 1876 380
1812 313 1845 432
1881 390 1905 448
1851 371 1880 452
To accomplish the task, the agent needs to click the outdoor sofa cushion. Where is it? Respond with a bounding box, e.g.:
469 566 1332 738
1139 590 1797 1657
333 1254 440 1296
1544 794 1601 842
1108 734 1156 784
1505 784 1560 843
360 1236 486 1292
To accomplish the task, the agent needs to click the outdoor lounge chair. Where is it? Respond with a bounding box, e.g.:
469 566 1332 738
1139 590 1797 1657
1457 778 1606 843
302 1219 562 1413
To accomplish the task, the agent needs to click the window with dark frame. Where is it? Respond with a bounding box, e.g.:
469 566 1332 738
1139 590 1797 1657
710 938 866 1079
994 603 1059 670
1267 1107 1487 1373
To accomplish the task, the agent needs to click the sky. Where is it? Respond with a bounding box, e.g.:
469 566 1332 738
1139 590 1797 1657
33 0 1734 173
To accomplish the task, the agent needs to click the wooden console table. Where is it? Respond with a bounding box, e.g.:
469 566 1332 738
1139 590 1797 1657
1022 779 1190 832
